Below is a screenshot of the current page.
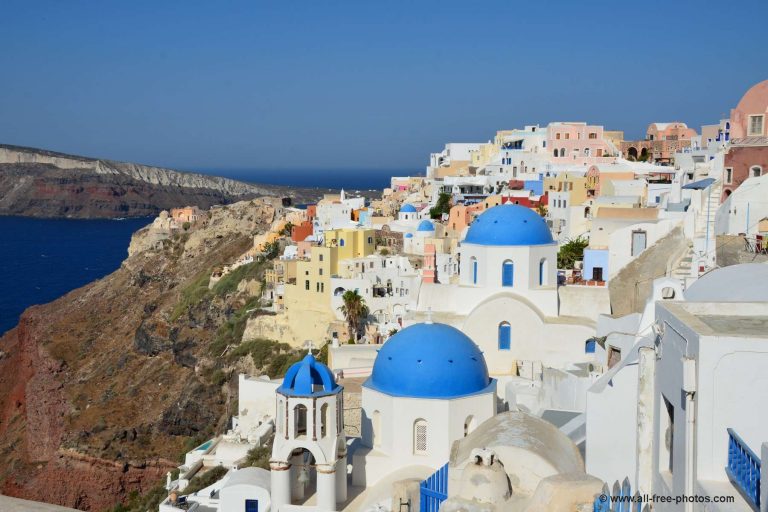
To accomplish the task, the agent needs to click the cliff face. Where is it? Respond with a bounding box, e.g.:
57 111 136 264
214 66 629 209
0 200 278 510
0 144 318 218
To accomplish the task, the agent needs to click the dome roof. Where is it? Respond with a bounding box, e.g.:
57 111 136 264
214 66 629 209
400 203 417 213
404 233 414 238
366 323 492 399
278 354 340 397
464 204 553 246
417 220 435 231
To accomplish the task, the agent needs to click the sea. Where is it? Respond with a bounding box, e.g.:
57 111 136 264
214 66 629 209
0 168 411 335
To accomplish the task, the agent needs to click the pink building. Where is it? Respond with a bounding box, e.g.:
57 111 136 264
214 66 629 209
621 123 697 164
729 79 768 139
547 122 615 166
422 244 436 283
723 80 768 202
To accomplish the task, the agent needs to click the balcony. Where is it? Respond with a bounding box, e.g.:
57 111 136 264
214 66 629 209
726 428 761 510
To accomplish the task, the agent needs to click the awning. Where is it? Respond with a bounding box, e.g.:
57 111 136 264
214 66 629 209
682 178 715 190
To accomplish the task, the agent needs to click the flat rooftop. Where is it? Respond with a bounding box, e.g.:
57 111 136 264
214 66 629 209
661 302 768 338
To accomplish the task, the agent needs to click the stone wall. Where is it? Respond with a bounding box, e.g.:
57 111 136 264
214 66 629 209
716 235 768 267
609 226 687 317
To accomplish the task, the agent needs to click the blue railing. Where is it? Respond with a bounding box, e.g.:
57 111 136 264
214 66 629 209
726 428 761 510
593 478 646 512
420 463 448 512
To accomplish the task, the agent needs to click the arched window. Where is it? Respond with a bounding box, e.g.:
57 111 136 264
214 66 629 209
414 419 428 455
498 322 511 350
539 258 548 286
553 149 558 158
464 415 476 437
559 148 566 157
372 410 381 447
585 339 596 354
320 403 328 437
502 260 514 287
294 404 308 437
470 256 478 285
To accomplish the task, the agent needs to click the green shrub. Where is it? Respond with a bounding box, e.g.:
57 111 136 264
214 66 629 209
170 271 211 321
211 262 265 297
182 466 229 495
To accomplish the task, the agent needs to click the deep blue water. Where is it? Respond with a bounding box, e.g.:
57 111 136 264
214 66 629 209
0 170 407 336
0 216 150 335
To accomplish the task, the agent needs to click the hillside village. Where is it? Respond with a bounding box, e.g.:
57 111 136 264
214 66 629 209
5 80 767 512
126 78 768 512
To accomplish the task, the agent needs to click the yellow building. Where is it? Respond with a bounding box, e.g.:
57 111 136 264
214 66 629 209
278 228 376 344
543 172 589 206
323 228 376 262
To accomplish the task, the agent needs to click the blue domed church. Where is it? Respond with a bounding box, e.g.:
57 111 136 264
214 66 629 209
415 204 596 378
351 321 497 487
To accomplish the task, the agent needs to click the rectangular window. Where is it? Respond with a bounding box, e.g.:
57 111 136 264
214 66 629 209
319 254 324 261
319 268 323 276
245 499 259 512
589 132 597 139
725 168 733 184
305 280 310 290
748 115 764 136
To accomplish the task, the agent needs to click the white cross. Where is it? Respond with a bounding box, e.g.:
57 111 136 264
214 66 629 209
306 340 314 355
425 307 434 324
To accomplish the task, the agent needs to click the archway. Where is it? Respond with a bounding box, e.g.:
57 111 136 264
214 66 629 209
627 147 638 160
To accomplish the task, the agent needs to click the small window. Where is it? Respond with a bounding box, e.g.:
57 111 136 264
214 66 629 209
305 280 310 290
498 322 511 350
320 403 328 437
319 268 323 276
501 260 514 287
368 236 373 244
414 419 428 454
340 239 345 247
748 115 764 136
556 133 561 140
585 339 596 353
751 166 762 178
725 168 733 184
245 499 259 512
319 254 324 261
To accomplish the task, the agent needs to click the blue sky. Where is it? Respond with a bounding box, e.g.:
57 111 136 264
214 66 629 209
0 0 766 174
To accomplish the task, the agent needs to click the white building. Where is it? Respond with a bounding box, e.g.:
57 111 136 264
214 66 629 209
417 205 596 378
352 322 497 487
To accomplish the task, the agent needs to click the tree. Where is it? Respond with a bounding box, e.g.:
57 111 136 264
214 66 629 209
557 236 589 269
536 203 547 217
429 192 452 219
338 290 369 342
281 222 294 237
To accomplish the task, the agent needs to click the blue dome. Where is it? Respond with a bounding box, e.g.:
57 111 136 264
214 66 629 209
464 204 553 246
366 323 492 399
417 220 435 232
278 354 340 397
400 203 417 213
405 233 413 238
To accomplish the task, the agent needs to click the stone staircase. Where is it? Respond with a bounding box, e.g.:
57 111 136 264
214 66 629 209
670 242 694 282
694 180 722 239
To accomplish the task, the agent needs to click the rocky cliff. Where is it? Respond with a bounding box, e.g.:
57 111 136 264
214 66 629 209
0 144 321 218
0 200 299 511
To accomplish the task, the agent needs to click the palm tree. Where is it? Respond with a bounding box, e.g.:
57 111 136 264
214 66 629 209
338 290 369 342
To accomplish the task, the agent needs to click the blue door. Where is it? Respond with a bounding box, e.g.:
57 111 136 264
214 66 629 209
498 323 511 350
472 260 478 284
245 499 259 512
585 339 596 353
502 261 514 287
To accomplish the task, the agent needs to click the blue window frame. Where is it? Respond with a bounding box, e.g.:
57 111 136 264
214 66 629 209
585 339 596 353
472 259 478 284
498 323 511 350
340 239 345 247
502 261 514 287
245 499 259 512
